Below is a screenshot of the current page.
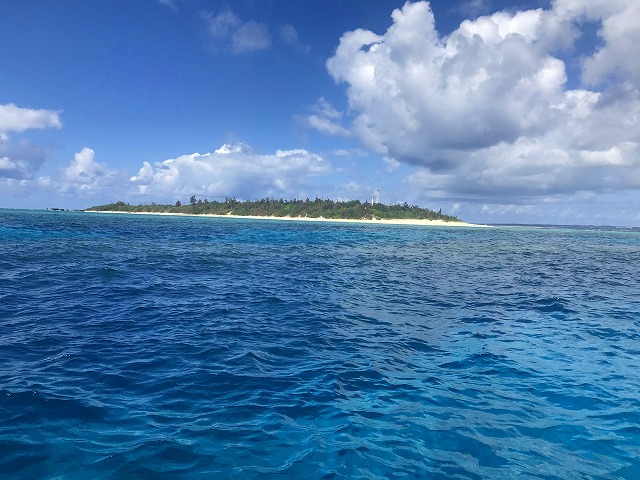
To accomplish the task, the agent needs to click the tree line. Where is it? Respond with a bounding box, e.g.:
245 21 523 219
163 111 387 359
85 197 461 222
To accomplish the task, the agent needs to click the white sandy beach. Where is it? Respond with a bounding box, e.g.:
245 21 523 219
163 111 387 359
84 210 489 227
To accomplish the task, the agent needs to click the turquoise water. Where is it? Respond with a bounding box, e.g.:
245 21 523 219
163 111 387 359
1 209 639 479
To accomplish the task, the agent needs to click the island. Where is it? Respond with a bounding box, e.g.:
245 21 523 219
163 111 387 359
85 198 483 227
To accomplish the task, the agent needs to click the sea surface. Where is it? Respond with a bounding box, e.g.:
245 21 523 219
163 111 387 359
1 209 639 479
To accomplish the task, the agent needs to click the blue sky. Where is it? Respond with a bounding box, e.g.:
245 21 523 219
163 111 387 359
1 0 639 226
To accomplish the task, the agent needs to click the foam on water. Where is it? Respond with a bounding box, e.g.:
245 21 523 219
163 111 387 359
1 210 639 479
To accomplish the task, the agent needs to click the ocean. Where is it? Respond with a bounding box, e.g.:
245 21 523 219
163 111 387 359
1 209 639 479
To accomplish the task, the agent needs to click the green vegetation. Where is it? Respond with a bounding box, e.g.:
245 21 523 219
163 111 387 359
85 198 461 222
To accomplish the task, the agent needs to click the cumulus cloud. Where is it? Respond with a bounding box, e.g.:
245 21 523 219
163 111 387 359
47 147 121 196
201 9 270 53
63 148 111 184
130 142 330 199
552 0 640 86
0 103 61 134
0 147 121 203
326 0 640 201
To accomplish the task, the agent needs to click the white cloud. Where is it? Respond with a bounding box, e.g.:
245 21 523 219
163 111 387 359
232 21 270 53
441 187 640 226
405 135 640 202
333 149 351 156
304 97 351 136
0 155 38 180
0 157 15 171
63 148 110 183
0 103 62 180
0 178 30 200
0 141 48 180
383 156 400 172
552 0 640 86
50 147 121 196
454 0 491 18
157 0 183 10
130 142 330 200
580 146 631 167
326 1 640 202
307 115 351 136
0 147 121 203
202 9 270 53
0 103 61 134
314 97 342 120
479 203 537 216
280 24 310 53
330 148 369 158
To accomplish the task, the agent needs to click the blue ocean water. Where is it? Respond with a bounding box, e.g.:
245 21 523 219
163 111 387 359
1 209 639 479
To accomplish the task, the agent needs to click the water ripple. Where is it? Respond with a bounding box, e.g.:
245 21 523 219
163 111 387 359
1 210 639 478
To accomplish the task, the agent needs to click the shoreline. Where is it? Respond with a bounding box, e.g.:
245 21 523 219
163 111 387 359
84 210 489 228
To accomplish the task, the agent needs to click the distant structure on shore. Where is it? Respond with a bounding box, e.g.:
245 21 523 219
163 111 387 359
371 189 380 206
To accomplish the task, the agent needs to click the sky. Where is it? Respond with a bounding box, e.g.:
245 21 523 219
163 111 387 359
1 0 639 226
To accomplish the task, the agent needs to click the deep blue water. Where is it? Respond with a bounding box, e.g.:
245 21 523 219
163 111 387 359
1 209 639 479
